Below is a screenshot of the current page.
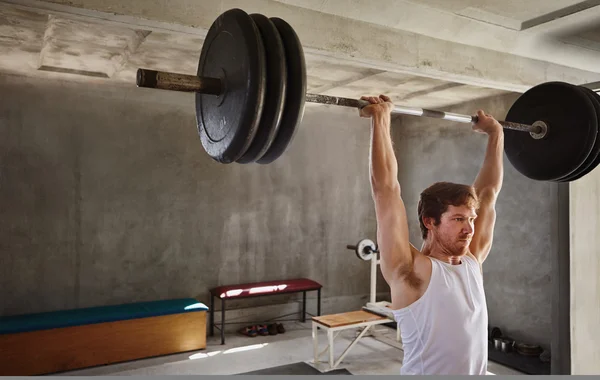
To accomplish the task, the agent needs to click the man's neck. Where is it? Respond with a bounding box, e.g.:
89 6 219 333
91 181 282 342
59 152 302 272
421 240 465 265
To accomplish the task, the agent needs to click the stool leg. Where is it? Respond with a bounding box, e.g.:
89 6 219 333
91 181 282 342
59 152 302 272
312 322 319 364
221 298 225 345
302 291 307 322
210 295 214 336
328 329 334 369
317 289 321 316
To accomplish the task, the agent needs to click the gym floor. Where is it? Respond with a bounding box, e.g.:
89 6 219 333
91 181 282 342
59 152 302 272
60 321 524 376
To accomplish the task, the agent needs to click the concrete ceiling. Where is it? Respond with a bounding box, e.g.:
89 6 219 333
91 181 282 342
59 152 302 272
275 0 595 30
272 0 600 74
393 0 596 30
0 0 599 112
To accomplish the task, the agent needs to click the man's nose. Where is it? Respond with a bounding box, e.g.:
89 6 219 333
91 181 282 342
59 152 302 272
464 223 474 234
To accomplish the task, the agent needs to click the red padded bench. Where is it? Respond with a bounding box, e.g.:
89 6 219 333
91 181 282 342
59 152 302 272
209 278 322 344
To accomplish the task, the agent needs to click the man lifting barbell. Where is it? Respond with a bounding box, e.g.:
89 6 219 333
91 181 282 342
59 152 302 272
360 94 502 375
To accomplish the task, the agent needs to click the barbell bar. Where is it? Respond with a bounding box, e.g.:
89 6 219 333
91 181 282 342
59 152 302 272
136 68 543 136
134 8 600 183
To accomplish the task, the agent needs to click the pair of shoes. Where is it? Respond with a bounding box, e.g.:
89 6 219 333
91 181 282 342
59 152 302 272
239 325 270 337
267 323 285 335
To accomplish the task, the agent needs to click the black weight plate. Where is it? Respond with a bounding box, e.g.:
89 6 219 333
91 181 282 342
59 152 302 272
565 88 600 181
196 8 266 163
576 89 600 178
504 82 596 181
557 87 600 182
237 14 287 164
256 17 307 164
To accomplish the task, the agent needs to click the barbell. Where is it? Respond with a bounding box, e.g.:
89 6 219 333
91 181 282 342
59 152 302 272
347 239 379 261
135 8 600 182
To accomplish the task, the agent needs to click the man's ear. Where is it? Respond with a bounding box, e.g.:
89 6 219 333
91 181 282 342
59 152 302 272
422 216 435 231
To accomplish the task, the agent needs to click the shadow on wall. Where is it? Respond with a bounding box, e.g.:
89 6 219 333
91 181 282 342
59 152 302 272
0 75 380 319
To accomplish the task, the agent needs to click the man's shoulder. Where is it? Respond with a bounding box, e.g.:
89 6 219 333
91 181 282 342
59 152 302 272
464 251 482 264
464 252 484 276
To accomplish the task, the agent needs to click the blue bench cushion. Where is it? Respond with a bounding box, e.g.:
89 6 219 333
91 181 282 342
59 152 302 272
0 298 208 335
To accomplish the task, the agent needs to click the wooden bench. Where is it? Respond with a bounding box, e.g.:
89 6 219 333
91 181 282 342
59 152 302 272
209 278 322 344
311 310 399 371
0 298 208 375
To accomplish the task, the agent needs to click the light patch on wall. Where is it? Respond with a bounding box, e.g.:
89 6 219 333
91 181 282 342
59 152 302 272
37 65 108 78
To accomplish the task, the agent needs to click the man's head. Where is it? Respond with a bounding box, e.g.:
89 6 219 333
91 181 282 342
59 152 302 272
418 182 480 256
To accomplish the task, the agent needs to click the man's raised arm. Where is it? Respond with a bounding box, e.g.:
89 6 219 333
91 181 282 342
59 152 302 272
360 95 414 285
470 110 504 263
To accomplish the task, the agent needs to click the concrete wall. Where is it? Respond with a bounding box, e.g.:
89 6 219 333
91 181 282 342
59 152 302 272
391 92 556 350
0 73 564 354
570 166 600 374
0 74 383 325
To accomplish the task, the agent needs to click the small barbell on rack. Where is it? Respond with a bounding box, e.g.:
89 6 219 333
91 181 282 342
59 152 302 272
347 239 379 261
135 8 600 183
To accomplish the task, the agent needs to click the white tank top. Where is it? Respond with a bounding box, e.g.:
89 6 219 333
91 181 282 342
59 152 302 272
391 254 488 375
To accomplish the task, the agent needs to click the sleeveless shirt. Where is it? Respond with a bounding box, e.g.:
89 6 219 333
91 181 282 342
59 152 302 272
391 254 488 375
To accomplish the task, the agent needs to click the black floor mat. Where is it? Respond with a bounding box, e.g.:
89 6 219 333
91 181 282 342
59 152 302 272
236 361 352 375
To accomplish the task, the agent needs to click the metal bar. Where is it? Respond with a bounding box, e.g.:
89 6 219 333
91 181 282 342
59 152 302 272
135 69 541 134
328 329 334 368
136 69 222 95
312 322 319 365
370 253 377 304
221 298 225 345
317 289 321 316
305 93 541 134
302 291 307 322
316 331 342 360
209 295 214 336
334 326 373 369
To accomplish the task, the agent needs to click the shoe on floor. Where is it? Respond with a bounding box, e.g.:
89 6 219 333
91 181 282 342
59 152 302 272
239 326 258 337
268 323 278 335
256 324 269 336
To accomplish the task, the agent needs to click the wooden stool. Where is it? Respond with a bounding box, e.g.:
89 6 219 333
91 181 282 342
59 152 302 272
311 310 399 371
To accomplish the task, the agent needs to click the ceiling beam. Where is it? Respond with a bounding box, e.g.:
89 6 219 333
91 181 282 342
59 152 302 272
582 81 600 91
4 0 600 93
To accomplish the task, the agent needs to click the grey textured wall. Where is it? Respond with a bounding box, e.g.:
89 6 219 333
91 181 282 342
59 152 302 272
0 74 380 320
0 75 557 351
391 93 555 350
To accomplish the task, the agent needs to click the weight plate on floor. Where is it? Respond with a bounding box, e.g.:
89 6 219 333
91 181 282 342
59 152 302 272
196 8 266 163
504 82 597 181
237 14 288 164
256 17 307 164
557 86 600 182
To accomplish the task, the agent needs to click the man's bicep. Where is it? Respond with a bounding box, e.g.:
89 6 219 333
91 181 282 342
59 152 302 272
471 191 498 262
374 191 413 280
